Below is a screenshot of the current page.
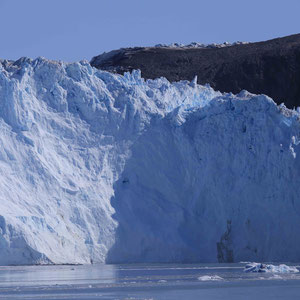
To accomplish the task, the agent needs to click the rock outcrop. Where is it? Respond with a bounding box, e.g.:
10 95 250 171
91 34 300 109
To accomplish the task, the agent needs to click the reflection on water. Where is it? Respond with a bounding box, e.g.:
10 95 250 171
0 264 117 287
0 263 299 299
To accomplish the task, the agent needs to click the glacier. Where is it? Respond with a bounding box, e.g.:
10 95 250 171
0 57 300 265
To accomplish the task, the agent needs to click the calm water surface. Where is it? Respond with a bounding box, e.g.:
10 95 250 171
0 263 299 299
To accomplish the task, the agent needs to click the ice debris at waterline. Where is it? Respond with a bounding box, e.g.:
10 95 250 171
0 57 300 265
155 41 249 49
244 263 299 273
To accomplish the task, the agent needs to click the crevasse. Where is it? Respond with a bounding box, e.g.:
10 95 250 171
0 57 299 265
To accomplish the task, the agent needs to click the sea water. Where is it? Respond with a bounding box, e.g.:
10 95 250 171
0 263 299 299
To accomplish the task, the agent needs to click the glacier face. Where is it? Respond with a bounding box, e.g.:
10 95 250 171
0 58 300 265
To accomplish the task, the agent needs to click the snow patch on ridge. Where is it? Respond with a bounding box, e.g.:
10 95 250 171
155 41 250 49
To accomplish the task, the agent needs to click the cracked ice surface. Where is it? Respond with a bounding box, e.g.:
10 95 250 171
0 57 300 264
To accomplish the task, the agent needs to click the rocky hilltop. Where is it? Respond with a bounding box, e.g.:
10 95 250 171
91 34 300 109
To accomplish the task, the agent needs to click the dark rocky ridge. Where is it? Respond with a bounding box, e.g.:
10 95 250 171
91 34 300 109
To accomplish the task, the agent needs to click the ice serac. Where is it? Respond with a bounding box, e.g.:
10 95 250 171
0 58 300 265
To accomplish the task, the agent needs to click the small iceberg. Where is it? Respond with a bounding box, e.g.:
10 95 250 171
198 275 223 281
244 263 299 273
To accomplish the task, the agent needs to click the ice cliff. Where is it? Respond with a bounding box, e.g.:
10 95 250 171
0 57 300 265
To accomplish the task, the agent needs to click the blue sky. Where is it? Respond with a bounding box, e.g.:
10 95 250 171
0 0 299 62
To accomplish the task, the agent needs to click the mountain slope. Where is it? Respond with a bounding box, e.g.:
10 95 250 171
91 33 300 109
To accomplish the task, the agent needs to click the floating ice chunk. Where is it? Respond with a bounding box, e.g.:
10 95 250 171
244 263 268 273
269 264 299 273
244 263 299 273
198 275 223 281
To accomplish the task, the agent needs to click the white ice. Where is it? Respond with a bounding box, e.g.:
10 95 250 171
198 275 223 281
0 57 300 265
244 263 299 273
